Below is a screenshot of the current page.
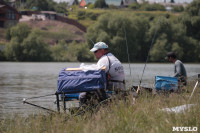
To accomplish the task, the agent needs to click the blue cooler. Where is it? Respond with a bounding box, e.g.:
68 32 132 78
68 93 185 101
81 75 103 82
57 68 107 94
155 76 178 91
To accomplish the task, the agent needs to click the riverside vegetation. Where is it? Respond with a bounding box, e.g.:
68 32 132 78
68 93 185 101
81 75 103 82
0 79 199 133
0 0 200 62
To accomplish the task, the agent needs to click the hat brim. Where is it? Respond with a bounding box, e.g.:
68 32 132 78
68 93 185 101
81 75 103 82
90 47 98 52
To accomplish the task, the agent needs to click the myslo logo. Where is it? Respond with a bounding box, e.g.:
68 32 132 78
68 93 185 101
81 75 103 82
172 127 198 132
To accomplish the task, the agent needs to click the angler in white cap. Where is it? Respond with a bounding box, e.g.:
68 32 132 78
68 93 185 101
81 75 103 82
90 42 125 89
79 42 125 105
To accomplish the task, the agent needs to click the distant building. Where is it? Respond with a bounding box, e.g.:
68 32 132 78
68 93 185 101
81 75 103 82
82 0 136 6
80 0 86 7
0 0 20 28
40 11 57 20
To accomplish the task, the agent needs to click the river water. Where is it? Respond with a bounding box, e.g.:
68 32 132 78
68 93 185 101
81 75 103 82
0 62 199 117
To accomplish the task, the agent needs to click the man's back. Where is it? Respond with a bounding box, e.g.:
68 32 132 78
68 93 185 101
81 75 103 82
97 53 125 82
174 60 187 77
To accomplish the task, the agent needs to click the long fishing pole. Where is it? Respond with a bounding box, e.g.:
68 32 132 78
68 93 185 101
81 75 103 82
22 93 56 113
123 27 132 82
139 21 159 87
23 98 57 113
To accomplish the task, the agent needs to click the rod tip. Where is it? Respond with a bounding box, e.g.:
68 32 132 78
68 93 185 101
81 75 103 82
22 98 26 103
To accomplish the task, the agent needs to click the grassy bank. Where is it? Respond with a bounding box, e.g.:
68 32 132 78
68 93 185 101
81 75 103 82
67 8 178 28
0 80 199 133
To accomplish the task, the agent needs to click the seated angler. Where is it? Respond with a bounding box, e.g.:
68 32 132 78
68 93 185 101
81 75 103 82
79 42 125 105
165 52 187 87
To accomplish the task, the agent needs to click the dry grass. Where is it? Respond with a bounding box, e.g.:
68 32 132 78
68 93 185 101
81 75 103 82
0 80 199 133
20 20 86 45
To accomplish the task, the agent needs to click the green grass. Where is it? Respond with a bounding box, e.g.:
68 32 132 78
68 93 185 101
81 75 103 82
0 79 199 133
67 8 179 28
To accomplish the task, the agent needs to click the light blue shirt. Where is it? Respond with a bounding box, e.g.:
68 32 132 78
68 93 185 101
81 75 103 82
174 60 187 78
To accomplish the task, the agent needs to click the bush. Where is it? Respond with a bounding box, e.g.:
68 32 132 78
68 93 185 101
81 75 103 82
21 31 52 61
77 11 86 20
87 3 94 9
94 0 108 8
172 5 184 12
4 24 51 61
108 4 118 9
50 40 71 62
0 50 6 61
67 41 95 62
140 3 166 11
128 3 141 10
86 12 97 20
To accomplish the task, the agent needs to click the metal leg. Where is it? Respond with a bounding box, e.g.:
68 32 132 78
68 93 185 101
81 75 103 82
63 93 66 112
56 93 60 112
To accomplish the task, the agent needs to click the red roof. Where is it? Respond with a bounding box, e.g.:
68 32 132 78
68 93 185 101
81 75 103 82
80 0 86 7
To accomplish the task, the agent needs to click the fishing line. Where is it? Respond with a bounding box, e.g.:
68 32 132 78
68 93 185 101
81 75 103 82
0 100 22 105
123 27 132 81
88 38 94 45
25 93 55 100
139 20 159 86
0 93 55 105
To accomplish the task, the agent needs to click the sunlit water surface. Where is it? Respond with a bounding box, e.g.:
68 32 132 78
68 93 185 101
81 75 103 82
0 62 199 117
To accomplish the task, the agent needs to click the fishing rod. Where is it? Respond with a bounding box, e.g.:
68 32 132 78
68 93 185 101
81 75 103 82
22 93 57 113
131 19 160 95
123 27 132 81
23 98 57 113
138 21 159 88
188 74 200 101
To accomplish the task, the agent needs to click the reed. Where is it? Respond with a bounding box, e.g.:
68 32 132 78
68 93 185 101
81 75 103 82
0 81 199 133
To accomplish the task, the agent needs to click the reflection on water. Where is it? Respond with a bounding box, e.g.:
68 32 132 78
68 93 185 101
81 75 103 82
0 62 199 116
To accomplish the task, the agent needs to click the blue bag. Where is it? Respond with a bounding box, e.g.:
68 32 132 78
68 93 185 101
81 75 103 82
155 76 178 91
60 93 80 101
57 68 107 93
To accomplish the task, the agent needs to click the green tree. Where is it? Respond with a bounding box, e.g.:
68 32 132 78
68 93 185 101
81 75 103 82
54 2 68 14
179 0 200 41
9 23 31 42
21 30 51 61
5 24 51 61
172 5 184 12
5 23 31 61
94 0 108 8
5 37 22 61
86 13 150 62
128 3 141 10
25 0 56 11
149 16 199 62
140 3 166 11
170 0 175 3
150 34 168 62
67 42 94 62
50 40 69 61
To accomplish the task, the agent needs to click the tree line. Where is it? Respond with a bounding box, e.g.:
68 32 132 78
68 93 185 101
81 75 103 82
86 0 200 63
1 0 200 62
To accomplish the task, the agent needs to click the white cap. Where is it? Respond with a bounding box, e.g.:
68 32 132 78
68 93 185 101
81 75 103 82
90 42 108 52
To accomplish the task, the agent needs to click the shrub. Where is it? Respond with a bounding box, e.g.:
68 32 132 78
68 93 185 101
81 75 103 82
172 5 184 12
128 3 141 10
77 11 86 20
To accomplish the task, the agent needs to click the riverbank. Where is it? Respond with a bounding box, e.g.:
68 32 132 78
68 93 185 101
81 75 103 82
0 80 199 133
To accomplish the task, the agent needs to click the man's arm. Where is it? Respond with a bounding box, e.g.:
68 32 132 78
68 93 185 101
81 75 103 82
174 62 181 77
97 56 110 73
